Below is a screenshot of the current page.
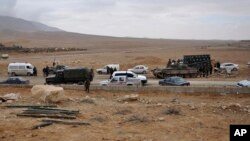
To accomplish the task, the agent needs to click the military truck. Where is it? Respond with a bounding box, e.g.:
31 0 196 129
152 54 212 79
45 67 94 85
152 64 198 79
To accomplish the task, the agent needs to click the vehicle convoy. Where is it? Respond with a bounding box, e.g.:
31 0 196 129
128 65 148 74
99 76 141 87
112 71 147 85
159 76 190 86
8 62 34 76
152 54 212 79
45 67 94 85
96 64 120 74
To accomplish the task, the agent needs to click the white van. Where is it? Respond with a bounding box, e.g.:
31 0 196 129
8 63 34 76
96 64 120 74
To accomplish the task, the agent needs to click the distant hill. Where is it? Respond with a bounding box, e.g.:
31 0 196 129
0 16 236 49
0 16 62 32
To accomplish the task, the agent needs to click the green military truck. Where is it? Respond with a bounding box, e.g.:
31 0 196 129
45 67 94 85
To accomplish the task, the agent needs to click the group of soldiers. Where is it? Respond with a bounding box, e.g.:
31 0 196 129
197 63 213 78
166 59 182 67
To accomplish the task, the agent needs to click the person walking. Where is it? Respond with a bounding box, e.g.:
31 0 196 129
85 79 90 93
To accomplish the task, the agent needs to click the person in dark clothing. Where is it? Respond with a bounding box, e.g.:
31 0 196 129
107 66 110 74
33 66 37 76
85 79 90 93
167 59 171 67
109 67 114 79
113 67 117 72
42 67 46 77
45 66 49 77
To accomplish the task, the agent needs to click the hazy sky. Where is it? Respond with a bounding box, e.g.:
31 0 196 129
1 0 250 40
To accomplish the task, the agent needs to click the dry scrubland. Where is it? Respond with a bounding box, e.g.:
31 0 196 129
0 87 250 141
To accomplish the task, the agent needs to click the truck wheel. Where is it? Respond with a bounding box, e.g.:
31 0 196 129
27 72 31 76
78 81 84 85
98 71 102 74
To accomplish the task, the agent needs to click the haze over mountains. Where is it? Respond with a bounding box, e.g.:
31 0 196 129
0 16 62 32
0 16 235 49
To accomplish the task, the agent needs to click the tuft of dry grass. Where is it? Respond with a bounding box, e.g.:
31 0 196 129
162 108 180 115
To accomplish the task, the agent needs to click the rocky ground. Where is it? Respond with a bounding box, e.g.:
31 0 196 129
0 87 250 141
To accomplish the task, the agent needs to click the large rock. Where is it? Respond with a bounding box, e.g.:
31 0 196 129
31 85 66 103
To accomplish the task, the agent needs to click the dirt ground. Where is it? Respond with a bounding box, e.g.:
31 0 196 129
0 87 250 141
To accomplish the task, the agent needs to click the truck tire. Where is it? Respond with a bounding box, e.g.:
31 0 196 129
78 81 84 85
27 72 31 76
11 72 16 76
98 71 102 74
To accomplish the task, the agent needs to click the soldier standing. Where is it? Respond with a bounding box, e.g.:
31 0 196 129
85 79 90 93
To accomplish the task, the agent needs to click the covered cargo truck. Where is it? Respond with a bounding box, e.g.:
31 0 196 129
45 67 94 85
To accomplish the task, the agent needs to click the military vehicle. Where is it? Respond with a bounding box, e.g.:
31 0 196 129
152 54 212 79
45 67 94 85
152 64 198 79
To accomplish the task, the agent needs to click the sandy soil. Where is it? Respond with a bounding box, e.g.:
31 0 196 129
0 87 250 141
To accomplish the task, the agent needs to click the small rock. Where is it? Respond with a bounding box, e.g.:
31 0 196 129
190 105 196 110
157 103 163 106
117 94 139 102
158 117 165 121
221 106 227 110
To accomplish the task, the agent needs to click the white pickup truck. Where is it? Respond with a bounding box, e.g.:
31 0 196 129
99 76 141 87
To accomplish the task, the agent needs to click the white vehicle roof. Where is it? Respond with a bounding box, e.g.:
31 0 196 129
113 71 136 75
8 62 33 66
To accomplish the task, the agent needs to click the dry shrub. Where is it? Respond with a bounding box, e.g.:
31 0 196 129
81 98 95 104
162 108 180 115
114 109 132 115
126 115 149 123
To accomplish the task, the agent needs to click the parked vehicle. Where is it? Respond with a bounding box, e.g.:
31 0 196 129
112 71 147 85
45 67 94 85
8 62 34 76
96 64 120 74
159 76 190 86
220 63 239 71
99 76 141 87
0 77 29 84
128 65 148 74
237 78 250 87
